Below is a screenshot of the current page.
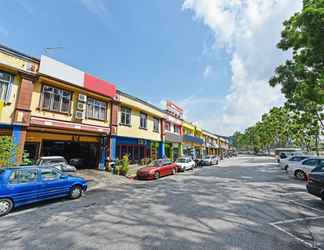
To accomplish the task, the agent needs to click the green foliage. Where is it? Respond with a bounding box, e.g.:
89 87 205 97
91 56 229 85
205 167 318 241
114 154 129 176
22 151 33 166
233 105 321 154
269 0 324 128
0 136 17 167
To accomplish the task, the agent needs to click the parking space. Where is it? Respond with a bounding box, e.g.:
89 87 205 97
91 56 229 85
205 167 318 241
1 156 323 250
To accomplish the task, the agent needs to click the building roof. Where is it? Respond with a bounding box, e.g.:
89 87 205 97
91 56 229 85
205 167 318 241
0 43 39 63
117 90 164 113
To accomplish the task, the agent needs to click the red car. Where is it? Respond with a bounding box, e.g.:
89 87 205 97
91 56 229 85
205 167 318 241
136 159 177 180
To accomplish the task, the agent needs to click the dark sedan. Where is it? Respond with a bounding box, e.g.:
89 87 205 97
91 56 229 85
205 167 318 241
307 169 324 201
136 159 177 180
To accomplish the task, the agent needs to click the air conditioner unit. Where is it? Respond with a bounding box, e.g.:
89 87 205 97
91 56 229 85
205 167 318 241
77 102 86 111
75 111 84 120
78 94 87 102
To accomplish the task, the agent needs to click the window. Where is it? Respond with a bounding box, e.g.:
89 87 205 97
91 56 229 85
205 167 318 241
165 121 171 131
153 117 160 132
41 168 60 181
41 85 71 113
302 159 319 166
9 169 38 184
174 125 180 134
86 97 107 120
140 112 147 129
0 71 13 101
120 106 131 126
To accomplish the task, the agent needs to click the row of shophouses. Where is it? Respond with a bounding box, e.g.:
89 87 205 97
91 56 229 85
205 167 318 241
0 44 230 170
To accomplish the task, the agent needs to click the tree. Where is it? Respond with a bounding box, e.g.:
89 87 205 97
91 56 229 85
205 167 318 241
269 0 324 129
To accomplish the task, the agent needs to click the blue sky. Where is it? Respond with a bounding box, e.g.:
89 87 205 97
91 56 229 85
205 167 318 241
0 0 301 135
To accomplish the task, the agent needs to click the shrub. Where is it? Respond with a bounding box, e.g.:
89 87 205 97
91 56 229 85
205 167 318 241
120 154 129 175
0 136 17 167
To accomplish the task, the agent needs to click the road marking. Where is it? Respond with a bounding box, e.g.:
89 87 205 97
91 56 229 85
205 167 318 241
287 200 324 214
269 216 324 250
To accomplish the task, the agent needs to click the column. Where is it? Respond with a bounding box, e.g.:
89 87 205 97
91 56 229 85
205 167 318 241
12 125 26 164
158 141 165 159
179 143 183 157
98 146 106 170
110 136 117 161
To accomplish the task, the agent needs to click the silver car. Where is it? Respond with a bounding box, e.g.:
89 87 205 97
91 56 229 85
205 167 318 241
37 156 77 172
279 155 310 170
288 157 324 180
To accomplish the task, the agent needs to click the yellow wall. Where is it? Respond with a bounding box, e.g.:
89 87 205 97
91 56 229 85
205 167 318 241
117 106 161 141
0 74 20 124
30 78 111 128
0 51 38 73
119 94 164 118
182 121 195 135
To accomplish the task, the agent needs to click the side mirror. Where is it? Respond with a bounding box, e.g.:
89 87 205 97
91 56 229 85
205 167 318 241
60 175 68 179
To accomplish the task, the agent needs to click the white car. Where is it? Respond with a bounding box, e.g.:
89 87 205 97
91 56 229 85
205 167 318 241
37 156 77 172
176 157 195 172
279 155 310 170
202 156 219 166
288 157 324 180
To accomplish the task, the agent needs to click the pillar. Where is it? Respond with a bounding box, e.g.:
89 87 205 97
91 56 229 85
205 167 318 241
98 146 106 170
110 136 117 161
179 143 183 157
158 141 165 159
12 125 26 164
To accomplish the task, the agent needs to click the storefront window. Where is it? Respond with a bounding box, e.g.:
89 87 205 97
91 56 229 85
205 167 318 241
120 106 131 126
0 71 13 101
86 98 107 120
140 112 147 129
153 117 159 132
41 85 71 113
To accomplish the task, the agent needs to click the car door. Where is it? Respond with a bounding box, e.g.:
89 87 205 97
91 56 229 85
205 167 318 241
160 160 171 176
301 159 319 173
6 169 40 206
38 168 70 200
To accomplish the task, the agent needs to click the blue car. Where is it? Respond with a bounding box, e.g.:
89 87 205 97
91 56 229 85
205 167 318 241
0 166 87 216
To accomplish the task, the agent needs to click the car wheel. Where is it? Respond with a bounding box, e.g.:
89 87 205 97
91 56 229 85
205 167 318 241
69 185 82 199
295 170 307 181
172 168 176 175
154 171 160 179
0 198 13 216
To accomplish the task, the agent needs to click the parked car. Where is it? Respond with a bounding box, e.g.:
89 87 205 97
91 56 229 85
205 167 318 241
307 170 324 201
288 157 324 181
274 148 302 163
136 159 177 180
0 167 87 216
202 156 219 166
37 156 77 172
194 158 204 167
176 157 195 172
279 155 310 170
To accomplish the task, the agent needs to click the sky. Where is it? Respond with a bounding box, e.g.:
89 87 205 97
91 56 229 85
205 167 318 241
0 0 302 136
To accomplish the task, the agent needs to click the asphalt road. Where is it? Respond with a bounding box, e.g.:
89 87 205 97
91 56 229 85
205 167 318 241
1 156 324 250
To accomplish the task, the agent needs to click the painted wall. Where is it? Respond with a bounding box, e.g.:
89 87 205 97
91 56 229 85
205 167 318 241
119 94 164 118
0 51 38 73
117 106 162 141
30 78 112 128
0 74 20 124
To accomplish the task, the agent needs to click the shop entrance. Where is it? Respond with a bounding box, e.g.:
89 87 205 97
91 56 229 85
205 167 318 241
42 140 99 169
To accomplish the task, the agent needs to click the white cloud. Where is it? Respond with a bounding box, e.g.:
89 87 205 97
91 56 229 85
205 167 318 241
80 0 109 20
181 0 302 136
203 65 212 78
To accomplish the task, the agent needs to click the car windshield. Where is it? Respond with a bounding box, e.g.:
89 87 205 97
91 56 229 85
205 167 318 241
148 160 163 167
176 158 187 163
